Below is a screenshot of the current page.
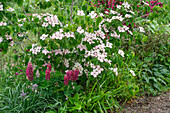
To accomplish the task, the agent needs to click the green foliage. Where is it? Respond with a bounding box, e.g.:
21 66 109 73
0 0 170 112
0 81 48 112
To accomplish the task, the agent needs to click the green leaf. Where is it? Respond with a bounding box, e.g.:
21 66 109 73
143 75 149 84
145 69 152 75
142 35 148 42
154 72 164 78
153 83 161 91
14 55 18 61
71 104 82 111
45 110 57 113
149 77 158 83
17 0 23 7
157 78 167 85
73 93 79 102
65 0 72 3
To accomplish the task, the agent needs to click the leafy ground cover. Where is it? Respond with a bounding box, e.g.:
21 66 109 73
0 0 170 112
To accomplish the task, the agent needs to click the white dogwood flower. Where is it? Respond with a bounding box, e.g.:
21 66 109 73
77 10 85 16
130 70 136 76
118 50 125 57
139 27 145 33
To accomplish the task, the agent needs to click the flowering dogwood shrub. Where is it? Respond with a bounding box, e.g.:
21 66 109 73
0 0 145 84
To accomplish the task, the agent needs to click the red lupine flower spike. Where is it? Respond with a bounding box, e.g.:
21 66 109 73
45 68 51 80
26 61 34 81
47 63 51 71
64 75 69 85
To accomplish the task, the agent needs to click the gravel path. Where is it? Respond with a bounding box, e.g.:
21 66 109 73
123 91 170 113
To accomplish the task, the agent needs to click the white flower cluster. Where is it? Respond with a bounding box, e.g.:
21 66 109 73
64 32 75 39
90 2 135 36
95 30 105 39
90 63 104 77
72 62 83 76
111 15 124 22
64 59 70 67
111 31 120 38
118 50 125 57
77 10 85 16
18 33 24 37
53 49 70 55
30 44 42 55
78 41 112 65
110 67 118 76
7 7 14 12
113 68 118 76
50 30 75 40
122 2 130 9
50 31 64 40
40 34 48 40
125 14 132 18
77 26 84 34
32 13 63 27
116 5 122 9
5 34 12 40
18 24 23 27
88 44 107 62
139 27 145 33
77 43 87 51
0 2 3 11
130 70 136 76
82 32 98 44
84 69 89 76
89 11 97 19
36 70 40 78
18 18 26 22
142 1 149 6
42 48 49 55
44 15 61 27
118 25 129 32
106 41 113 48
0 37 3 43
32 13 42 20
0 22 7 26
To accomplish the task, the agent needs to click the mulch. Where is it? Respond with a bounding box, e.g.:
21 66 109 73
123 91 170 113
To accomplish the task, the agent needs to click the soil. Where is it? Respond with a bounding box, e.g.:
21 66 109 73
122 91 170 113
